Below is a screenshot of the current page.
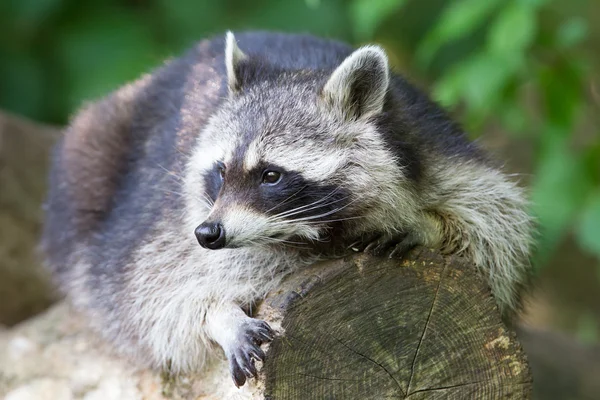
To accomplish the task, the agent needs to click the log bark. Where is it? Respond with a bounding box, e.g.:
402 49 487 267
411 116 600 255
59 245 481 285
0 111 59 325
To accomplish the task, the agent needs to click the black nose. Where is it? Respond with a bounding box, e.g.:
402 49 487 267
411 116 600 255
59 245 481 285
195 222 226 249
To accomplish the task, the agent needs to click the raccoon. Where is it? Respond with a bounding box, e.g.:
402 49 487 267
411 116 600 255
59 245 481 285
41 31 534 387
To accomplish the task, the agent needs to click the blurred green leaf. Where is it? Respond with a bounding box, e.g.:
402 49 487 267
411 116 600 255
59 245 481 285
305 0 321 10
0 50 44 119
349 0 406 41
538 60 585 129
1 0 63 27
516 0 549 7
576 190 600 258
433 53 518 111
487 2 537 57
155 0 226 49
56 9 158 112
556 17 589 48
417 0 501 67
242 0 350 39
531 132 595 264
498 100 530 135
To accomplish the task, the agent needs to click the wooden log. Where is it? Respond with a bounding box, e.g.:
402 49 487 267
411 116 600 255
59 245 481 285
0 111 59 325
0 248 532 399
260 248 532 399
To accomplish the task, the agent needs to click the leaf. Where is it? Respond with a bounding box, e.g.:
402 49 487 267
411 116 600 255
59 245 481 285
537 59 585 129
349 0 406 41
243 0 349 39
1 0 63 27
56 9 158 112
556 17 589 48
155 0 226 48
305 0 321 10
0 50 44 119
487 2 537 56
432 53 518 110
576 190 600 259
531 132 595 265
417 0 501 67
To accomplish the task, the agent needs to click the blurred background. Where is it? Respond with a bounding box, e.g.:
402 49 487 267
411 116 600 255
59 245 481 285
0 0 598 398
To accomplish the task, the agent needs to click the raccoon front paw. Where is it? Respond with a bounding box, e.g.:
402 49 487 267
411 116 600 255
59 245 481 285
226 318 275 388
350 232 419 259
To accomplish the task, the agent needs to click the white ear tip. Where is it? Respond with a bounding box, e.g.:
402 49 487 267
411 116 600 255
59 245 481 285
225 31 235 46
354 45 388 65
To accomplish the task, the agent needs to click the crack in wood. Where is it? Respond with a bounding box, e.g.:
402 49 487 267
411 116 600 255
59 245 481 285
294 372 364 382
333 335 406 397
405 260 448 397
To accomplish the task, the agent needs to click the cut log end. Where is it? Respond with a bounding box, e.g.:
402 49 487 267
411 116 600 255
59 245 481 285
259 248 532 399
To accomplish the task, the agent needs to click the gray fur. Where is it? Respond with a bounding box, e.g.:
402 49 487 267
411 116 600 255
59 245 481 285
41 31 534 387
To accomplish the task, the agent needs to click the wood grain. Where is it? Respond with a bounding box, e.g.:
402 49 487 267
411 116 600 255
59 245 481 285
261 248 532 399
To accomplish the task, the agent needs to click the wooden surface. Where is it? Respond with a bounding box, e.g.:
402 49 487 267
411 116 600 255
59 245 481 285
0 111 59 325
260 249 532 399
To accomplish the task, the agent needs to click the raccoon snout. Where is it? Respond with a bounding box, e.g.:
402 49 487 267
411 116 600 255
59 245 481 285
195 222 226 250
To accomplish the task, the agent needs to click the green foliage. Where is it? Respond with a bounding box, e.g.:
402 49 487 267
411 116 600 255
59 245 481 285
0 0 598 272
350 0 406 41
577 191 600 258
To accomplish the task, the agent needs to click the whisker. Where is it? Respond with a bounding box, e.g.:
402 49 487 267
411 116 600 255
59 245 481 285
269 189 347 221
156 163 185 182
272 197 361 224
254 235 309 249
162 189 213 209
302 216 365 224
270 187 342 218
272 196 351 221
265 185 309 213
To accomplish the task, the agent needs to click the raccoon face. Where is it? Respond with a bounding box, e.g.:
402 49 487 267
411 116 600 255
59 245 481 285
185 32 402 250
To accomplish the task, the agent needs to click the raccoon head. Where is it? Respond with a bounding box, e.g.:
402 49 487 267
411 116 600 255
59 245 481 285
185 32 408 250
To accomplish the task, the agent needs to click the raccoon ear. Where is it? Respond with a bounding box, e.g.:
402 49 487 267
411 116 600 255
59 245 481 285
322 45 389 120
225 31 248 94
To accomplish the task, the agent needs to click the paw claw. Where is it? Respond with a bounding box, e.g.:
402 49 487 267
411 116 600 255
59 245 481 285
230 360 247 388
355 232 418 259
388 234 419 259
226 318 275 387
248 346 266 362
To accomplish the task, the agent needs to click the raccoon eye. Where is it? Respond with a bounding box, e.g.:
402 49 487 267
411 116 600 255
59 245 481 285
217 162 226 180
262 170 281 185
